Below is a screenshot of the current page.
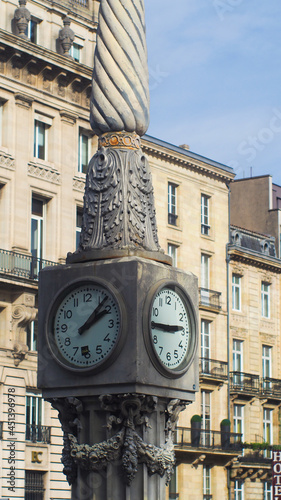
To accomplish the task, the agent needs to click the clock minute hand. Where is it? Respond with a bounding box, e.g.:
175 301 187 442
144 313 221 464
151 321 184 333
78 296 108 335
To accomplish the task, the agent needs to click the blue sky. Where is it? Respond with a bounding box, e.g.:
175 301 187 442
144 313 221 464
145 1 281 185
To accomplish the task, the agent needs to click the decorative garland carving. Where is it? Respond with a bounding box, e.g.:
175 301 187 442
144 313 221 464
66 394 185 486
50 397 83 485
77 142 160 252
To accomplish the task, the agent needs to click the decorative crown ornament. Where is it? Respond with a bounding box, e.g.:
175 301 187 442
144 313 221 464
59 16 75 57
14 0 31 38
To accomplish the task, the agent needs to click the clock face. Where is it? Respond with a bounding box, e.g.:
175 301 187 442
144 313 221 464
148 284 195 376
49 282 122 371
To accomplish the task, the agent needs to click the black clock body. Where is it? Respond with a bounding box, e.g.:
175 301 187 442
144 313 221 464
38 256 199 402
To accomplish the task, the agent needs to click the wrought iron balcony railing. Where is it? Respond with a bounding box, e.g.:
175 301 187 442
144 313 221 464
230 372 260 394
261 377 281 398
0 248 57 281
203 496 213 500
200 358 228 380
25 424 51 444
169 494 179 500
199 288 221 310
175 427 242 451
0 421 3 440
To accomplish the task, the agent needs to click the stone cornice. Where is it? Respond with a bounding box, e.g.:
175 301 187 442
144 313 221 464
141 137 235 183
228 246 281 273
0 29 93 81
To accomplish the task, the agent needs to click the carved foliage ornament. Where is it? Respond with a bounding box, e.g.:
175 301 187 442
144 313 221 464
78 143 160 252
52 394 185 486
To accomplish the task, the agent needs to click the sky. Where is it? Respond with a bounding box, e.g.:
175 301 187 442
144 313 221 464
144 0 281 185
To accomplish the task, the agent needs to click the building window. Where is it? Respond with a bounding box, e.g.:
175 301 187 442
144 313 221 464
201 320 210 374
78 129 91 173
261 282 270 318
264 481 272 500
203 465 211 499
70 42 82 62
233 339 243 385
232 274 241 311
168 182 178 226
31 197 45 277
201 390 211 446
26 320 38 351
234 480 244 500
26 394 43 442
168 243 177 267
262 345 272 380
201 254 210 290
34 120 48 160
25 19 39 43
263 408 273 458
168 466 178 500
233 404 244 441
25 471 45 500
201 194 210 235
76 207 83 249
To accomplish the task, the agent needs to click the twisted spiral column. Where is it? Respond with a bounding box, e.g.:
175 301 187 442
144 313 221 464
90 0 150 136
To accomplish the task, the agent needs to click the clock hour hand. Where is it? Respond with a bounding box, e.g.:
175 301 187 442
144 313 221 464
151 321 184 333
78 296 109 335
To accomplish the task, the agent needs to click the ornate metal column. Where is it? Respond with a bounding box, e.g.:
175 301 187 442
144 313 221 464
38 2 199 500
67 0 168 264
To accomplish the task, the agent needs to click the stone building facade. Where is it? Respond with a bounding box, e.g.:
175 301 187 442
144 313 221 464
0 1 280 499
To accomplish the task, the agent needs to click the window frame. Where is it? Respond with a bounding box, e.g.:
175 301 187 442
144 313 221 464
263 481 272 500
26 320 38 351
203 465 211 497
78 128 91 174
25 470 45 500
201 319 211 373
201 194 210 236
70 42 82 62
232 274 242 312
263 408 273 458
76 207 83 250
168 243 178 267
233 404 244 440
168 182 178 226
261 282 270 318
25 17 40 44
234 479 244 500
34 120 48 161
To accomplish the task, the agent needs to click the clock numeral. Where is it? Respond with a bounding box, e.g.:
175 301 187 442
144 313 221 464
181 329 185 336
108 319 114 329
159 346 163 355
73 346 79 356
153 335 158 345
159 298 163 307
64 310 72 319
96 345 102 355
83 293 92 303
61 324 68 333
166 352 171 361
174 350 179 359
104 334 110 343
64 337 71 346
73 298 79 307
179 341 183 349
165 296 171 305
153 307 159 317
105 305 111 313
179 313 184 322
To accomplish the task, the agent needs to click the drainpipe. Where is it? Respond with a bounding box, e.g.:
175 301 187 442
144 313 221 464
226 182 231 500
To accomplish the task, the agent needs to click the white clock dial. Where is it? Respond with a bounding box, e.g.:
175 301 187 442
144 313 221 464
51 282 121 370
150 285 192 373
